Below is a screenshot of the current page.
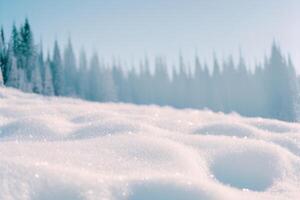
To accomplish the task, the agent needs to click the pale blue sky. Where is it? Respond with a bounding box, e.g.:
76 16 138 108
1 0 300 71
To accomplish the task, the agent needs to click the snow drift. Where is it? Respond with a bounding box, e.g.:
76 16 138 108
0 87 300 200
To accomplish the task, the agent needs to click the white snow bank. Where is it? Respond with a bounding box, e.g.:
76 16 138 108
0 87 300 200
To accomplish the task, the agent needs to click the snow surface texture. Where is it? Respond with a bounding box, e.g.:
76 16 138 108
0 87 300 200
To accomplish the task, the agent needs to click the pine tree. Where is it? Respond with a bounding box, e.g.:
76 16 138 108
0 27 3 58
222 56 236 113
31 59 42 94
264 43 296 121
63 38 77 96
193 55 208 109
211 55 222 111
20 19 35 81
0 65 3 86
112 59 130 102
11 23 21 57
20 19 34 58
137 57 153 104
154 56 169 105
51 40 64 96
43 59 54 96
202 63 211 109
235 54 250 115
38 44 45 85
87 53 102 101
173 53 188 108
101 68 118 102
6 56 19 88
18 68 31 92
0 27 7 85
78 49 88 98
288 56 300 120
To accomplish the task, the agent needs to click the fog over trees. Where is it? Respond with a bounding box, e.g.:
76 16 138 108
0 19 299 122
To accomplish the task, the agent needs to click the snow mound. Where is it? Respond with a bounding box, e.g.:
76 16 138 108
126 180 212 200
194 122 256 138
210 142 285 191
0 87 300 200
0 118 59 141
247 119 298 133
33 186 83 200
69 120 140 139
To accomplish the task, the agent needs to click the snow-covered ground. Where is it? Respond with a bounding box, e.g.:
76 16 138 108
0 87 300 200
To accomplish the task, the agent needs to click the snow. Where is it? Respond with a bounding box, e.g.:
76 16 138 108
0 87 300 200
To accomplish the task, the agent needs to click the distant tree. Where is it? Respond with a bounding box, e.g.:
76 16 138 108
78 49 88 98
51 40 64 96
248 62 268 117
87 53 102 101
190 55 201 108
18 68 31 92
0 27 8 84
264 43 296 121
137 57 153 104
287 56 299 120
222 56 236 113
126 68 139 104
193 56 210 109
19 18 35 81
38 44 45 85
6 56 18 88
43 59 54 96
235 54 250 115
11 23 21 57
211 55 222 111
31 59 42 94
202 64 212 109
63 38 77 96
101 68 118 102
111 59 123 101
154 56 169 105
172 54 189 108
0 65 3 86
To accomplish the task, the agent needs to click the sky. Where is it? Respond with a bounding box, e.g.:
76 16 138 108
1 0 300 72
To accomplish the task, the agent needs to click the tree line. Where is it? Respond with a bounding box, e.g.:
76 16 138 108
0 19 298 121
